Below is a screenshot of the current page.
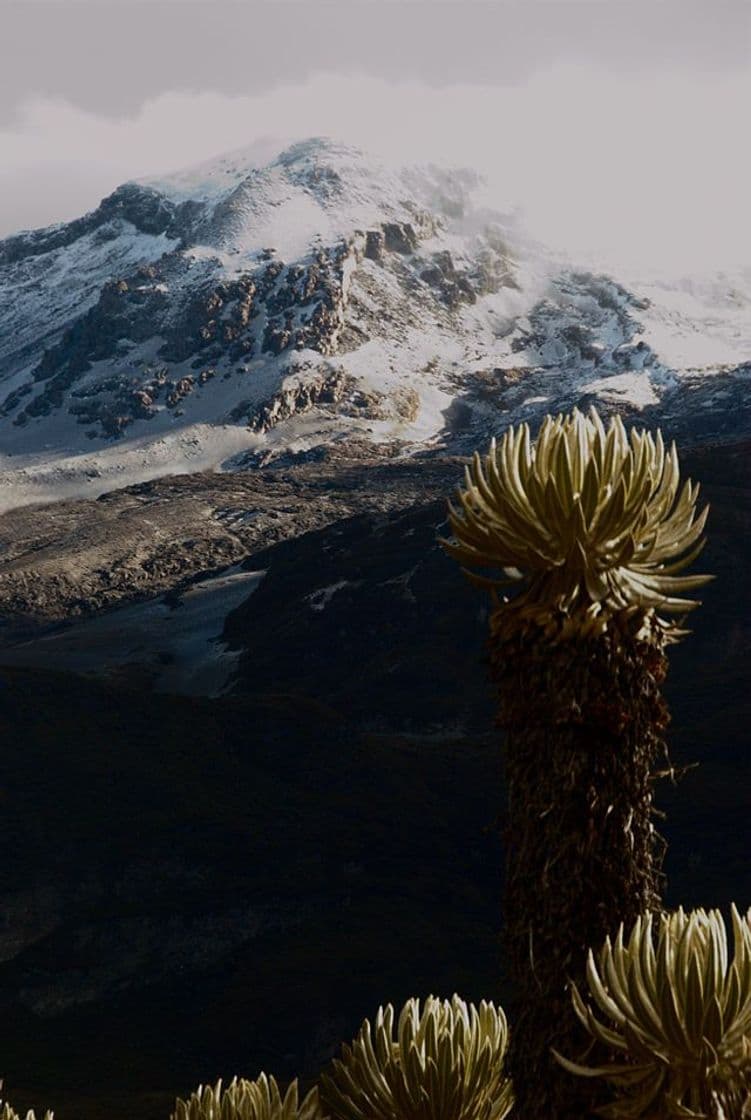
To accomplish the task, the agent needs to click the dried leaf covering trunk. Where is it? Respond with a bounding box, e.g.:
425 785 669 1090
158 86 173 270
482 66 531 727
492 611 669 1119
442 408 711 1118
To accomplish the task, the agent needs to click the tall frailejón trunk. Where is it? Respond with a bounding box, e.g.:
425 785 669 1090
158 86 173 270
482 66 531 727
442 408 711 1119
492 613 669 1118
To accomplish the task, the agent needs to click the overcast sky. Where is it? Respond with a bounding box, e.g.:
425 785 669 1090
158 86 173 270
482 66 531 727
1 0 749 270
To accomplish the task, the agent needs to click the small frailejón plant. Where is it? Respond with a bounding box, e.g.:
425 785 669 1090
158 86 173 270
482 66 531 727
1 1108 52 1120
171 1073 324 1120
319 995 513 1120
555 906 751 1119
0 1089 53 1120
442 407 712 1118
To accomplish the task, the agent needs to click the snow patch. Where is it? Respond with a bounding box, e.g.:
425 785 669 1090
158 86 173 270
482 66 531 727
305 580 357 612
0 565 267 697
0 424 264 513
582 372 659 410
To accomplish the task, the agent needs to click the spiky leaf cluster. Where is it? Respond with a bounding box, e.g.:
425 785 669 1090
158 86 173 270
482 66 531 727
172 1074 324 1120
443 408 711 634
555 906 751 1118
320 995 513 1120
0 1098 53 1120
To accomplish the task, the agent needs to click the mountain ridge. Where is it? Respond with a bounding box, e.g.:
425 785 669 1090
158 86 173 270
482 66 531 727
1 137 748 510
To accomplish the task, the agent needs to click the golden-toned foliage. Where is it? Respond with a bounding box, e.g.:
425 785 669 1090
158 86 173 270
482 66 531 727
320 994 513 1120
0 1090 53 1120
172 1074 324 1120
555 906 751 1118
0 1108 52 1120
443 407 711 635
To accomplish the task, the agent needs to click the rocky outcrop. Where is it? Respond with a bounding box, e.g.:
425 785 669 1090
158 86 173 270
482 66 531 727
364 229 385 261
246 367 354 431
0 183 202 267
67 364 206 436
420 249 477 308
0 140 524 447
241 366 421 434
1 136 745 477
97 183 177 238
160 273 258 363
468 245 519 296
6 268 170 428
1 188 517 438
383 221 419 255
508 272 664 373
261 243 353 357
0 210 102 267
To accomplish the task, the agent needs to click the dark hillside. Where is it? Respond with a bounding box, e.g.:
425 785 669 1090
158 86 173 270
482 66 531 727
0 439 748 1119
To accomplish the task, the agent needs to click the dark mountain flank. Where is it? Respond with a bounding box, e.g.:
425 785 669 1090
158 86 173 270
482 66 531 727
0 439 748 1120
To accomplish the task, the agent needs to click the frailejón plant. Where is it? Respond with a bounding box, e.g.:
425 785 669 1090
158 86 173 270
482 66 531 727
172 1074 324 1120
442 407 712 1118
320 995 513 1120
0 1107 53 1120
556 905 751 1118
444 406 710 637
0 1094 53 1120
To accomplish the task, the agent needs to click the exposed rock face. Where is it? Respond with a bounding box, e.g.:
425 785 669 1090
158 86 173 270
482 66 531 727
160 273 258 364
383 221 420 254
8 271 170 430
364 229 385 261
0 140 521 445
2 137 746 471
420 249 478 308
3 234 364 436
246 367 353 431
260 243 353 357
97 183 181 238
509 273 658 371
240 365 420 434
0 183 194 268
0 128 749 510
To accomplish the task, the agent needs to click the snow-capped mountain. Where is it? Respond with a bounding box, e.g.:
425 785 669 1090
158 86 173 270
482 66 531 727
0 137 748 509
0 142 748 1076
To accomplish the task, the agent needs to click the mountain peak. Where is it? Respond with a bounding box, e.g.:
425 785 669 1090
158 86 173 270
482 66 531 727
273 136 369 166
138 136 379 211
0 136 748 510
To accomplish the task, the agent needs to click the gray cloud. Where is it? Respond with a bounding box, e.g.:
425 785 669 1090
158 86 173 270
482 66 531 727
1 0 748 123
1 1 749 271
2 66 749 274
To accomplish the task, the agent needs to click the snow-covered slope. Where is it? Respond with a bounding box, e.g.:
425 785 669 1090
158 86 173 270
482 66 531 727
0 137 748 509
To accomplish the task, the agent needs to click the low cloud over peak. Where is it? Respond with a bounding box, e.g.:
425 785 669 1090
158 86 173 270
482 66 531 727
1 67 749 274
